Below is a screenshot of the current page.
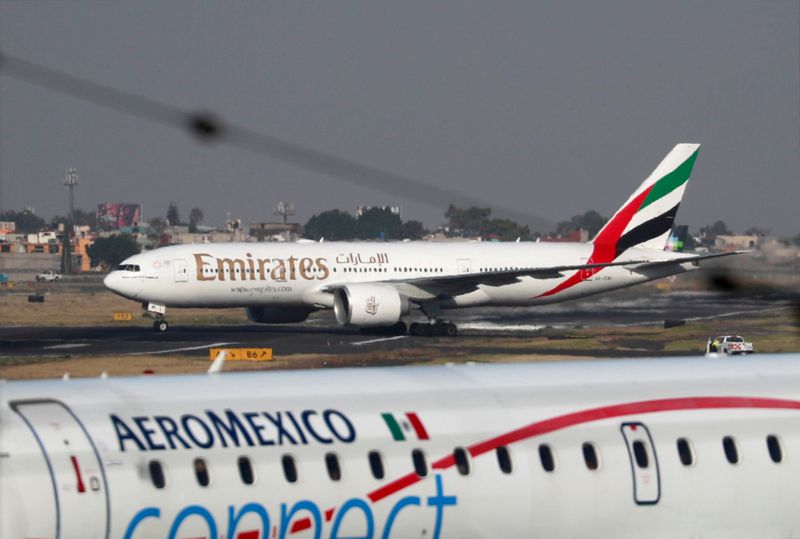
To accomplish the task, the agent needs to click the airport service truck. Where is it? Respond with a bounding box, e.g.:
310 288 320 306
707 335 755 355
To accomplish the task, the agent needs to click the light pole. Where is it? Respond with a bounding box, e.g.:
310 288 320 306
62 168 78 273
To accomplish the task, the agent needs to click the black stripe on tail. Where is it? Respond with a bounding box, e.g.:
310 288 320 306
615 203 680 257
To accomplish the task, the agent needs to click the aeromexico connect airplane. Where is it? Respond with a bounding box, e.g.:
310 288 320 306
3 354 800 538
104 143 739 334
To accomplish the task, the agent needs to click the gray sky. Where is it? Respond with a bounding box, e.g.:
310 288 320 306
1 1 798 235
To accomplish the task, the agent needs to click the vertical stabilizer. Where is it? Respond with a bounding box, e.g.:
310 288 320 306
592 143 700 255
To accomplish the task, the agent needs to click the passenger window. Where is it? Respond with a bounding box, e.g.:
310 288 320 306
194 458 210 487
282 454 299 483
767 435 783 463
237 456 255 485
453 447 470 476
496 446 513 474
368 450 385 479
538 444 556 472
325 452 342 481
412 449 428 477
632 440 649 468
148 460 166 489
723 436 740 464
676 438 695 466
582 442 600 470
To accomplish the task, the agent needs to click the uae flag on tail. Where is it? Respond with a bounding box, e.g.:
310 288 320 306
381 412 429 441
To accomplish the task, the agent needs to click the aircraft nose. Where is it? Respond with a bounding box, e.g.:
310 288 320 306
103 271 121 293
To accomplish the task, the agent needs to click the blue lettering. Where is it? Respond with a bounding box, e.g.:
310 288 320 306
154 415 190 449
207 409 255 448
324 410 356 443
302 410 333 445
133 416 165 451
180 415 214 449
265 412 298 445
330 498 374 539
427 475 457 539
111 414 146 452
123 507 160 539
286 411 309 444
279 500 322 539
227 502 270 538
244 411 274 445
168 505 217 539
381 496 420 539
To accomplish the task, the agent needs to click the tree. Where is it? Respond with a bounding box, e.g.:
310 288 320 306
356 207 403 240
189 207 204 233
401 220 427 240
481 218 532 241
166 202 181 226
303 210 357 241
555 210 606 239
87 235 140 268
445 204 492 235
701 220 730 236
0 209 46 233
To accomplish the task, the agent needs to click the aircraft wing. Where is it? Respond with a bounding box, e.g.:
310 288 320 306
360 258 652 298
378 251 749 299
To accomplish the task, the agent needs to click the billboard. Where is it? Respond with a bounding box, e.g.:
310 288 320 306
97 203 141 231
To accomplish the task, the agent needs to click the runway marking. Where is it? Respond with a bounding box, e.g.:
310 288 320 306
352 336 408 346
616 306 793 327
42 343 91 350
130 342 239 355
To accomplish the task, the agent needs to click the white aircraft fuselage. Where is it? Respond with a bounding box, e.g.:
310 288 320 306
104 241 690 309
2 355 800 538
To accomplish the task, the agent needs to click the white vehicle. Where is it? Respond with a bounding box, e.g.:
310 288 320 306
2 354 800 538
708 335 755 355
35 270 63 282
104 144 743 334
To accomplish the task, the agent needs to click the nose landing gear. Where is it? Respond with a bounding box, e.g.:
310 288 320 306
144 302 170 333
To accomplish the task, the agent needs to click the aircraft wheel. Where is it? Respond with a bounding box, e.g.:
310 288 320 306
393 321 408 335
153 319 169 333
444 323 458 337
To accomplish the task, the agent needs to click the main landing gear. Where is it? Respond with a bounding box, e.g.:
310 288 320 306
409 321 457 337
144 302 170 333
408 300 458 337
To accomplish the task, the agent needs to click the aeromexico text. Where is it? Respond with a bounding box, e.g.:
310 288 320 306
111 409 356 452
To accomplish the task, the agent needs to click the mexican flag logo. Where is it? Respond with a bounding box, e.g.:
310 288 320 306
381 412 430 441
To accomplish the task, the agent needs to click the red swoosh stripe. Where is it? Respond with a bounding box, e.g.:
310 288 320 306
288 395 800 534
536 185 653 298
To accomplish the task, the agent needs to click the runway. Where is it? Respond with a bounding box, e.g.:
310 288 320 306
1 290 790 361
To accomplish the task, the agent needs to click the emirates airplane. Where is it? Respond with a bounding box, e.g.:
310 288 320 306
104 143 739 334
2 353 800 538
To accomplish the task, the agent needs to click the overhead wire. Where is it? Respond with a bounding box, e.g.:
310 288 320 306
0 50 547 228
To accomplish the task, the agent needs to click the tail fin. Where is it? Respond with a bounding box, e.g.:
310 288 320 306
592 143 700 255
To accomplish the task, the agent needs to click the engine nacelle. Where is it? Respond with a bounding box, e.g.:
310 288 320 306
246 306 314 324
333 284 410 327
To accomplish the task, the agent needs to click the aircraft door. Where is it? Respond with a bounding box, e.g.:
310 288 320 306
620 422 660 505
11 400 109 539
173 258 189 282
457 258 471 274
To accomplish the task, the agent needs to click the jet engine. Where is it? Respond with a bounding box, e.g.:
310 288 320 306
333 284 410 327
246 306 315 324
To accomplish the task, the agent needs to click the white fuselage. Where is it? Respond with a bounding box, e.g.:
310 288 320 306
104 241 691 310
2 355 800 538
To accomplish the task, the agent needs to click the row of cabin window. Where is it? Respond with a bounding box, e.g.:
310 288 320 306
147 446 513 490
539 434 785 473
147 434 785 490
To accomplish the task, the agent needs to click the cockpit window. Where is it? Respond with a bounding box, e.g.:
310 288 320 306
115 264 141 272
